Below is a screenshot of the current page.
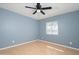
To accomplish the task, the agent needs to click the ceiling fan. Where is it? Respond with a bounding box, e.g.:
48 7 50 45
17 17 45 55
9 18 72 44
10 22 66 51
25 3 52 15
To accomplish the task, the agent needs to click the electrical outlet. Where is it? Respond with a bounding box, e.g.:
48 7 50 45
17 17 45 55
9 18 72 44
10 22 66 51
69 42 72 45
12 40 15 44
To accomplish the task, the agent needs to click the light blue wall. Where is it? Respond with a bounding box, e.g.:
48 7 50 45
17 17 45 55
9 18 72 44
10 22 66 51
0 8 79 49
39 11 79 48
0 8 39 48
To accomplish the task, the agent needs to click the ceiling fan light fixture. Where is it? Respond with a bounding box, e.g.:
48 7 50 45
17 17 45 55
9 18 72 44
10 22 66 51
25 3 52 15
37 9 40 12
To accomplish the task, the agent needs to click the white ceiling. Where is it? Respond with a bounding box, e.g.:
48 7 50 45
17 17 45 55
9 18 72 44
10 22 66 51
0 3 79 20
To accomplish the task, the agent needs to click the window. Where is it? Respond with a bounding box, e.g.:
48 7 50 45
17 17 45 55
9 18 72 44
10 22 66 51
46 21 58 35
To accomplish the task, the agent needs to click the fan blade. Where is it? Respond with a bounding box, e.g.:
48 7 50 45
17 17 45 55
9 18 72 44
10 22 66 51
25 6 36 9
41 7 52 10
40 10 45 15
33 10 37 14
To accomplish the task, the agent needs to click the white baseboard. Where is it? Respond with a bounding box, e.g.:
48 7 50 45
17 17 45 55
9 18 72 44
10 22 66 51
38 40 79 51
0 39 79 51
0 40 37 50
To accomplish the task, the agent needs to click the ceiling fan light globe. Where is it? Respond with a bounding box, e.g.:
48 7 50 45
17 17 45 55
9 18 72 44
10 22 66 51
37 10 40 12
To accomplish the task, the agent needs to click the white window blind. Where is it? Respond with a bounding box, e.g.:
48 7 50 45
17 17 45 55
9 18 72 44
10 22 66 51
46 21 58 35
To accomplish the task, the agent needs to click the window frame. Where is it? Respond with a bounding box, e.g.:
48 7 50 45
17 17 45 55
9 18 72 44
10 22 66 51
46 21 58 35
